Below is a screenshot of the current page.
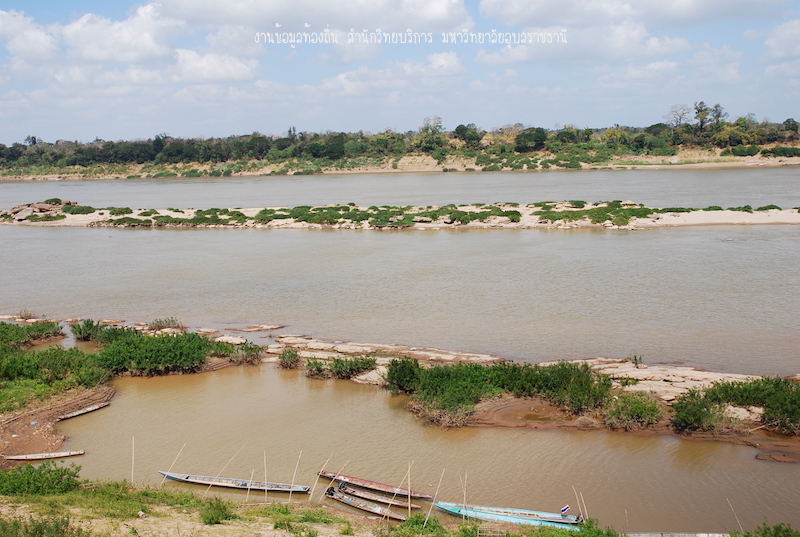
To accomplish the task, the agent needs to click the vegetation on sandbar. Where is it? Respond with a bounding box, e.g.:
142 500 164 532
385 357 799 435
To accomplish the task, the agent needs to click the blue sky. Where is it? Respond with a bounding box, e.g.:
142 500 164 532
0 0 798 144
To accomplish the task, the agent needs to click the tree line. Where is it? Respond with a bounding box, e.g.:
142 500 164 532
2 104 798 171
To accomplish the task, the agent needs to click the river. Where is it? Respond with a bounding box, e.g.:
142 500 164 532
2 168 799 531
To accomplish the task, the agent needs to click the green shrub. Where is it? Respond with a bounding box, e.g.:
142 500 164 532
756 204 782 211
278 348 300 369
671 389 725 432
0 516 93 537
728 205 753 213
305 357 328 378
329 355 377 379
704 205 723 211
62 205 96 214
106 207 133 216
731 521 800 537
605 392 663 430
386 357 421 394
200 497 237 525
0 461 81 495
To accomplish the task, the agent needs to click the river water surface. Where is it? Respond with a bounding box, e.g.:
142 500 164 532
2 169 800 531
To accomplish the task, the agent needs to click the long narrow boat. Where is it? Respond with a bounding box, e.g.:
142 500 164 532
4 450 85 461
337 482 421 509
435 501 582 525
57 402 110 421
434 502 580 529
318 470 433 500
159 471 309 493
325 487 407 521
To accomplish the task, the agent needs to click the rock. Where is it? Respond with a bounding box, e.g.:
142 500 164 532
214 335 247 345
413 216 433 223
307 341 336 351
333 344 373 354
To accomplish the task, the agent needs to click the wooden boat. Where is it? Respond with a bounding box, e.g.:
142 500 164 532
159 471 309 493
435 501 582 525
318 470 433 500
337 482 421 509
4 450 85 461
325 486 407 521
434 502 579 529
57 402 109 421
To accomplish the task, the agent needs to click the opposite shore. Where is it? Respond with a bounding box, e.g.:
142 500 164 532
2 152 800 183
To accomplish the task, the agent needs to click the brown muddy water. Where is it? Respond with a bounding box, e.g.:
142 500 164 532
58 366 800 533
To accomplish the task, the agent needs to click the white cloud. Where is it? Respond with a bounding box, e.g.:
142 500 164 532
161 0 474 33
479 0 778 29
61 4 182 63
172 49 258 83
475 22 689 65
764 19 800 58
308 51 465 98
0 10 59 61
688 44 741 83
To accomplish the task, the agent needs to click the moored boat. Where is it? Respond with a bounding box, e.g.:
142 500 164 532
318 470 433 500
337 482 421 509
435 501 582 524
325 486 407 521
57 402 110 421
159 471 309 493
434 502 580 529
4 450 85 461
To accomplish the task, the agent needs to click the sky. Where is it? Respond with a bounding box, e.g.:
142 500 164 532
0 0 798 144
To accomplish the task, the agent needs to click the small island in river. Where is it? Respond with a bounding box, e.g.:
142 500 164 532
3 199 800 230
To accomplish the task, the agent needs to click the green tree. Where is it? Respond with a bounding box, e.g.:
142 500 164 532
418 116 445 152
694 101 711 132
514 127 547 152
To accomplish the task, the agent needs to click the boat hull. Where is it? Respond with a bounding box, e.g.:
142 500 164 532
325 487 407 521
159 471 309 493
4 450 85 461
318 470 433 500
338 482 421 509
434 503 579 529
435 501 581 524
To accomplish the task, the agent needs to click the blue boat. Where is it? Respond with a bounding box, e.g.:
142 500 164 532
434 502 581 529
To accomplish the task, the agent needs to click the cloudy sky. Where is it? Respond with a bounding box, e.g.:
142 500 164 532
0 0 798 144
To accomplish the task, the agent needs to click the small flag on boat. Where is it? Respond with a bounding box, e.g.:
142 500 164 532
561 505 571 514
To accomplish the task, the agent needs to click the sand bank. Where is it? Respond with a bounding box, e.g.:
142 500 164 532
3 201 799 230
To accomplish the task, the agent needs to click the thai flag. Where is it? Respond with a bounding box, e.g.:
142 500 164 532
561 505 571 514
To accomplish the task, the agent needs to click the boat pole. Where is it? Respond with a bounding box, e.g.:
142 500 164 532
727 498 743 532
309 453 334 501
160 443 186 486
289 450 302 503
264 449 269 503
246 468 255 504
424 468 446 527
580 492 589 520
131 436 135 484
206 442 247 496
572 486 582 518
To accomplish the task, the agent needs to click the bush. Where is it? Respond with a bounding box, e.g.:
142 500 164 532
305 357 328 378
756 204 781 211
0 516 93 537
672 389 725 432
200 497 237 525
70 319 103 341
329 355 377 379
278 348 300 369
0 461 81 495
106 207 133 216
62 205 96 214
731 522 800 537
605 392 663 430
386 357 421 394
